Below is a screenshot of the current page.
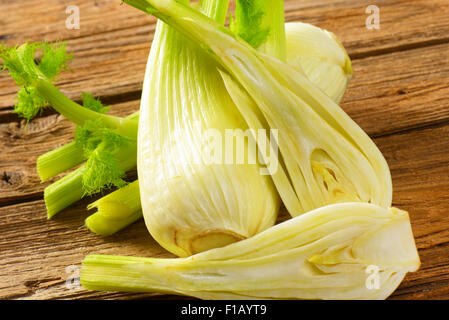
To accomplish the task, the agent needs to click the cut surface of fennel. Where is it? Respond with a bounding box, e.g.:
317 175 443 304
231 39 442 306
81 202 420 300
137 7 279 257
126 0 392 218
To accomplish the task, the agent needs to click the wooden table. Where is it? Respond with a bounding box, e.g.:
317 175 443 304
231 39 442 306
0 0 448 300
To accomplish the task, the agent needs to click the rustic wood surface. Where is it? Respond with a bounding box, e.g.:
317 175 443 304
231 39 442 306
0 0 448 300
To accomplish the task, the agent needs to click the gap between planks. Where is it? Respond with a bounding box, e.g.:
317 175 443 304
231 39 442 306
349 37 449 60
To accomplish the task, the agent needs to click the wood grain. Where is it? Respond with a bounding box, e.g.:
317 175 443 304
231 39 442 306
0 0 448 300
378 125 449 299
343 43 449 137
1 0 448 109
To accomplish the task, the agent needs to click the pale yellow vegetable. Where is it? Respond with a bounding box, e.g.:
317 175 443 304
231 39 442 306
81 202 420 300
137 2 279 257
285 22 353 103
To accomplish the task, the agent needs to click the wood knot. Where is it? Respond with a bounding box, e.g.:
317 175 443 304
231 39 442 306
0 170 22 188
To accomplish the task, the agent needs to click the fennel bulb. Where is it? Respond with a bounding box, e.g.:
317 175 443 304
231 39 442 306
137 1 279 257
285 22 353 103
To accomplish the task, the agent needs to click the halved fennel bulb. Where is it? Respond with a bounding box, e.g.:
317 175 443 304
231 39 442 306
81 202 420 300
137 19 279 256
128 0 392 217
285 22 353 103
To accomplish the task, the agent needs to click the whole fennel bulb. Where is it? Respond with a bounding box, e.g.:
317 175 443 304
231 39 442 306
285 22 353 104
137 2 279 257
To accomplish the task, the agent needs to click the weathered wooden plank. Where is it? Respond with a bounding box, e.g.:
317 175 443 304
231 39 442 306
1 0 447 56
0 199 172 299
376 125 449 299
282 0 449 57
1 0 448 109
343 43 449 137
1 123 448 299
1 0 448 301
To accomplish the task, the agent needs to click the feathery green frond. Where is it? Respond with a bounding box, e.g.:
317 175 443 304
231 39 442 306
75 119 129 195
38 41 72 81
230 0 271 49
230 0 286 59
0 42 72 122
0 42 71 86
14 87 47 121
81 92 110 113
83 148 128 196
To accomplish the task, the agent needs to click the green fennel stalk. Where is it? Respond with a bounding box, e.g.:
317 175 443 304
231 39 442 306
0 42 138 138
85 180 141 236
37 110 140 182
45 142 137 218
37 141 84 182
0 42 140 216
83 0 288 237
230 0 286 61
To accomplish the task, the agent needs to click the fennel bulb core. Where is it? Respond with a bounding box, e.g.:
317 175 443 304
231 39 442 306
285 22 353 104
